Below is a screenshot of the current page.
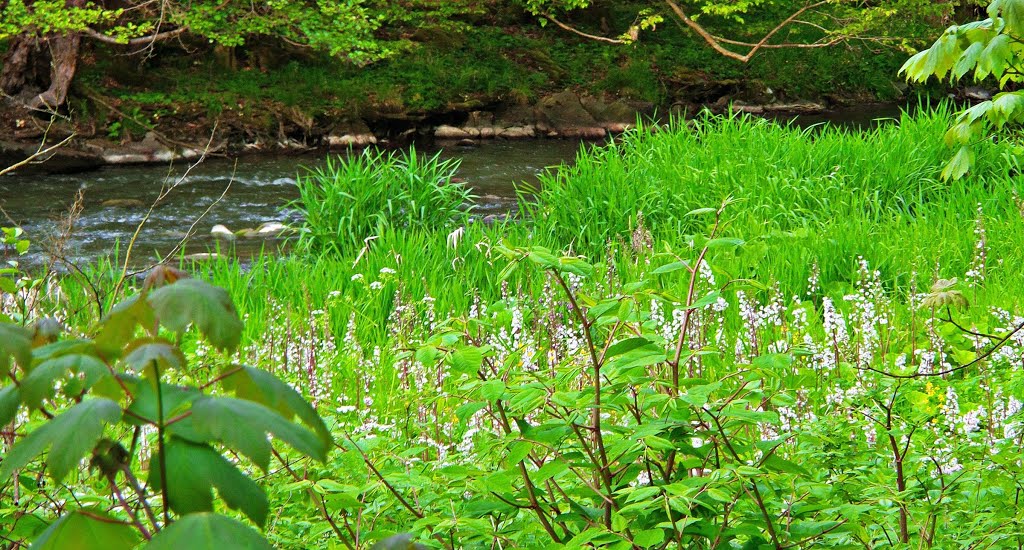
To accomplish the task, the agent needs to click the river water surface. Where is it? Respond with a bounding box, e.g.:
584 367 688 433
0 105 907 267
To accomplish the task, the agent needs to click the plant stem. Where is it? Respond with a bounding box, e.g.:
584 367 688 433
153 359 171 525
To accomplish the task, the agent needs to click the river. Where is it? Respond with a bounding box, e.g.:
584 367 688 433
0 105 906 268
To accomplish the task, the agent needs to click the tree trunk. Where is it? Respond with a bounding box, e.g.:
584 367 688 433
0 37 35 95
1 0 86 110
31 32 81 110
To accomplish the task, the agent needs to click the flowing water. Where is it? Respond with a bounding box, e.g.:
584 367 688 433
0 105 905 267
0 140 583 267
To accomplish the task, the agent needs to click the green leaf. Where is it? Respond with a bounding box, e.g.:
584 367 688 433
0 385 22 430
634 529 665 548
705 237 744 249
0 323 32 374
96 294 155 358
451 346 483 375
22 353 108 408
993 0 1024 35
652 261 690 275
371 534 428 550
29 509 138 550
145 512 273 550
0 398 121 482
941 145 975 180
953 41 985 79
147 279 243 352
190 396 328 470
990 91 1024 126
151 438 268 526
218 365 331 445
605 337 654 360
122 338 186 373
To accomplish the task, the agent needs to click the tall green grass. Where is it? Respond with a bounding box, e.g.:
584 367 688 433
52 107 1024 348
292 147 472 254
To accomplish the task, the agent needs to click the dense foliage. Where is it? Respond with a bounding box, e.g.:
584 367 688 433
4 108 1024 547
0 266 332 548
903 0 1024 178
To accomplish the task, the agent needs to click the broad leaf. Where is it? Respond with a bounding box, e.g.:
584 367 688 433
150 437 268 526
190 396 328 470
21 354 108 409
96 294 155 358
217 365 332 445
0 398 121 482
145 512 272 550
30 509 138 550
0 385 21 427
941 145 975 181
122 338 186 373
147 279 243 352
450 346 483 376
0 323 32 374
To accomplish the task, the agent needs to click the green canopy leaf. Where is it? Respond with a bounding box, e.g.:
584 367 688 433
29 509 138 550
0 385 21 427
147 279 243 352
0 323 32 374
0 398 121 482
218 365 332 445
150 437 268 526
22 354 108 409
122 338 187 373
96 294 155 358
145 512 273 550
190 396 328 470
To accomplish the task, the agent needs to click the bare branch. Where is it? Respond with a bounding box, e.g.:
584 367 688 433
0 134 75 178
542 14 628 44
663 0 834 63
81 26 188 47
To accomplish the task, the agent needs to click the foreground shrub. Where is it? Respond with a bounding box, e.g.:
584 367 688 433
0 266 332 548
293 147 472 254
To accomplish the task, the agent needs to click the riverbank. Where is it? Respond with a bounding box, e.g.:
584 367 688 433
0 6 950 173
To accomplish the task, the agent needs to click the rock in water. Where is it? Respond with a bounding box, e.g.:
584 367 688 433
211 224 235 240
101 199 145 208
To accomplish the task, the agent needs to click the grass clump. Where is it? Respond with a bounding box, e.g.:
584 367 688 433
292 147 472 254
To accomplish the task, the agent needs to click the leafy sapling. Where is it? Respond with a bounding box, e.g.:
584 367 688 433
0 265 333 549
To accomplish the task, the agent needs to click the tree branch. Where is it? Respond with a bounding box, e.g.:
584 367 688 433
542 14 628 44
663 0 833 63
81 26 188 47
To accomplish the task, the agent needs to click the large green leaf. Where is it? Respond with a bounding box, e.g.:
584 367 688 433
941 145 976 181
21 354 109 409
122 338 186 373
96 294 155 358
218 365 331 445
991 0 1024 35
126 381 205 442
147 279 243 352
0 385 21 427
29 509 138 550
145 512 272 550
0 323 32 374
190 396 328 470
149 437 268 526
0 398 121 482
